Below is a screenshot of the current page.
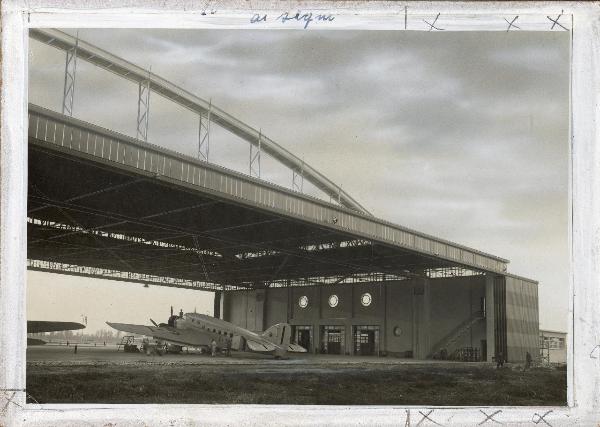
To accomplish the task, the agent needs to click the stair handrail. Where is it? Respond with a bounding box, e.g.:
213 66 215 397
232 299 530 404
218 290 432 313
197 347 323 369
428 311 485 358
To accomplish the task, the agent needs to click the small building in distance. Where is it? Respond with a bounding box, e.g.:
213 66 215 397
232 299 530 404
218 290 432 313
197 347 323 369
539 329 567 365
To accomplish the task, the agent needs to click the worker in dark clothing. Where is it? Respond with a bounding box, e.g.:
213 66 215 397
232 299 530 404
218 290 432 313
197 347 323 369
225 335 232 357
525 351 532 370
496 351 504 368
74 344 78 354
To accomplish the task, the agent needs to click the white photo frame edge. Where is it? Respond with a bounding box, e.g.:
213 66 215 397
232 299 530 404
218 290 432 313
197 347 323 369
1 0 599 425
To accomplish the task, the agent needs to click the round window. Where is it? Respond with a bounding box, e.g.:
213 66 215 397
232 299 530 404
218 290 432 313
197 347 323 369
360 292 372 307
299 295 309 308
328 294 339 308
393 326 402 337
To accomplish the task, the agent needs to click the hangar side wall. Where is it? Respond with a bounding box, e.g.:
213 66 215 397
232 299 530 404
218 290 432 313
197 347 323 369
429 277 487 354
505 276 539 362
224 275 489 358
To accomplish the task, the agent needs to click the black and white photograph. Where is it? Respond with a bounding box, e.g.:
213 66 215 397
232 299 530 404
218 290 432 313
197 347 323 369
23 25 572 407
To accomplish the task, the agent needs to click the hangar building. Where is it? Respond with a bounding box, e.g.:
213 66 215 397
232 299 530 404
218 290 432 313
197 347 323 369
27 29 540 365
28 103 540 365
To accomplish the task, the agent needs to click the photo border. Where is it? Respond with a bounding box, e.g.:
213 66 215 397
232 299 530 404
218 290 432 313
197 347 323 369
2 1 598 425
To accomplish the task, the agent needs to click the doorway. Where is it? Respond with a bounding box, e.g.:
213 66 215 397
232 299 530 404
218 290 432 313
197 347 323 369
353 325 380 356
320 325 345 355
293 325 313 353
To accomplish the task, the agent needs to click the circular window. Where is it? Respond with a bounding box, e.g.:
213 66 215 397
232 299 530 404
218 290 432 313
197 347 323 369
360 292 372 307
393 326 402 337
328 294 339 308
299 295 309 308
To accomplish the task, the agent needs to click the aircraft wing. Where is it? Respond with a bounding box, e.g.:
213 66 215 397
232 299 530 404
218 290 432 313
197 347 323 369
27 321 85 334
106 322 209 347
245 339 277 353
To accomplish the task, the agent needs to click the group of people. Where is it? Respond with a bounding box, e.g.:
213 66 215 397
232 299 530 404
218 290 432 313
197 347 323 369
210 335 232 357
495 351 533 369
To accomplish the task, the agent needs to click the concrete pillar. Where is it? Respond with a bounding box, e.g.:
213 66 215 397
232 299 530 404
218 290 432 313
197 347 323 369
346 321 352 356
381 282 387 356
412 286 418 357
219 286 224 319
485 274 496 362
213 290 222 319
412 278 432 359
421 278 431 358
255 289 265 332
286 280 291 323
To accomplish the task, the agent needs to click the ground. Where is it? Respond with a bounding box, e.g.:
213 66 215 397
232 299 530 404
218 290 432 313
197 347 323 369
26 345 566 405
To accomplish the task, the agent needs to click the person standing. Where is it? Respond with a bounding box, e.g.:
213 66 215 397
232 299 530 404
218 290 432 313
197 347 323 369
225 335 232 357
525 351 532 370
496 351 504 368
211 339 217 357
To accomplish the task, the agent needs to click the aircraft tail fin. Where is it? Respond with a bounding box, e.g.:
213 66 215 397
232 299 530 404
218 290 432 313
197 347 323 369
260 323 292 347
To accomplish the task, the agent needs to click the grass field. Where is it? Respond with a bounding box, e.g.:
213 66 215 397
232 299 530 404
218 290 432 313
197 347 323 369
26 363 566 405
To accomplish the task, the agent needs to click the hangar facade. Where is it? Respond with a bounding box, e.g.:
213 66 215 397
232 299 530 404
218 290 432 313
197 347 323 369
223 274 538 362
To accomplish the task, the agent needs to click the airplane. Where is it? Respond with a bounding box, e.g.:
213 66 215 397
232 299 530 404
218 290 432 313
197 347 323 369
106 307 307 358
27 320 85 345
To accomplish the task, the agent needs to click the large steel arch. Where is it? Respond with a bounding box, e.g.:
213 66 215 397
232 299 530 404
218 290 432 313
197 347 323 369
29 28 371 215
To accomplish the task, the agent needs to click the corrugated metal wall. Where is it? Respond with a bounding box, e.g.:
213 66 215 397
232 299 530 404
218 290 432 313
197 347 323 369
504 276 539 362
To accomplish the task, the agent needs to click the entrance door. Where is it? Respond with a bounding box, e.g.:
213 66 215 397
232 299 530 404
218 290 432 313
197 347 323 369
298 330 311 350
327 331 342 354
353 325 380 356
293 326 313 353
320 326 345 355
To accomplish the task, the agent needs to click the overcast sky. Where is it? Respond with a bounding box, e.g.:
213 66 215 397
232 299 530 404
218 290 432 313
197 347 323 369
28 29 570 333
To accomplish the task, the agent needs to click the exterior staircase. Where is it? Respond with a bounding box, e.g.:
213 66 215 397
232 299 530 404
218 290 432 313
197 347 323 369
428 311 485 359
